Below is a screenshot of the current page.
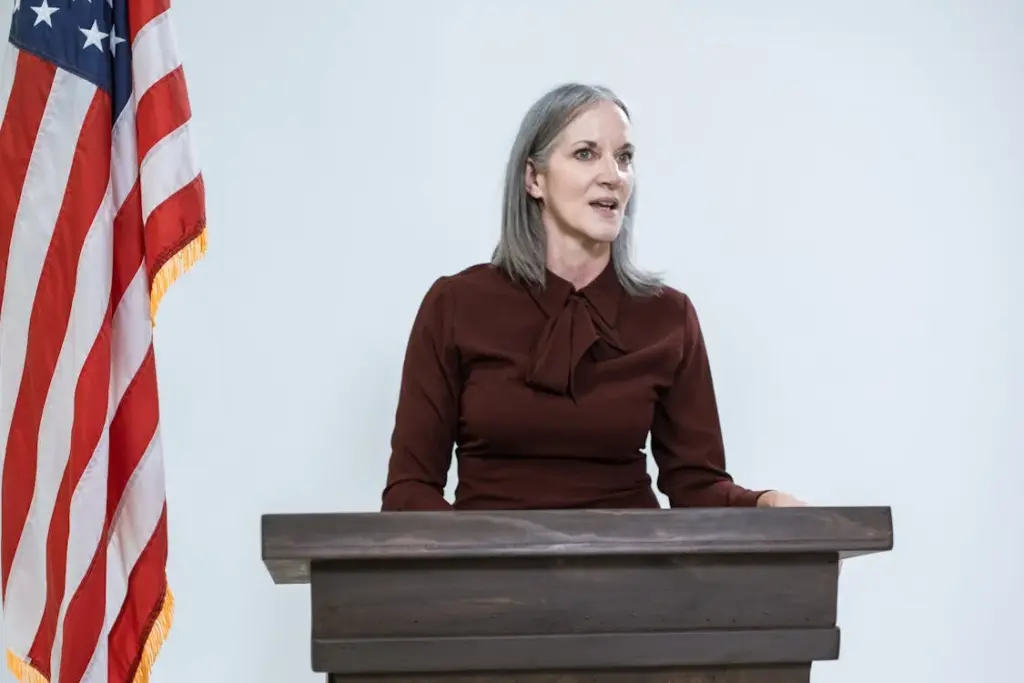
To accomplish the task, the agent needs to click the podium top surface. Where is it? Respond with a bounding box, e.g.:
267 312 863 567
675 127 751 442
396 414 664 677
261 506 892 584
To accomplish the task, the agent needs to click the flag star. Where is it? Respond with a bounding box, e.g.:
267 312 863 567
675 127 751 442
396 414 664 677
80 20 108 51
31 0 59 27
13 0 21 13
109 24 126 56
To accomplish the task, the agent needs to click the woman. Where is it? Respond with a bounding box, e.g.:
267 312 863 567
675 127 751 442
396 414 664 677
381 82 804 511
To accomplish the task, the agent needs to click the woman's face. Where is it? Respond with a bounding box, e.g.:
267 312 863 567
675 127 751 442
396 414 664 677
527 101 635 247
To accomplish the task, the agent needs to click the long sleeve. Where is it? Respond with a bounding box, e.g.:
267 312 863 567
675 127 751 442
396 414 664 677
381 277 461 511
650 294 765 507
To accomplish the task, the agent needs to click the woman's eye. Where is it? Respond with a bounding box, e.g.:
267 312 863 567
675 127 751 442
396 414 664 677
617 152 633 164
574 148 593 160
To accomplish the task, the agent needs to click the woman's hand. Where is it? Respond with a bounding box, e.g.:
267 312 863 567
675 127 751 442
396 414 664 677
755 490 837 571
756 490 807 507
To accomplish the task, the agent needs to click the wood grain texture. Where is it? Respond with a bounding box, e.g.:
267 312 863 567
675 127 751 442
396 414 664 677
262 507 892 584
310 554 838 639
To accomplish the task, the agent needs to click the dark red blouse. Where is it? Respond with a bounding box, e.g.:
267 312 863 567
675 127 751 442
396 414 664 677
381 261 764 511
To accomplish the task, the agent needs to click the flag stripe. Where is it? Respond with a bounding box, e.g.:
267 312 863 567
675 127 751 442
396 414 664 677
135 66 190 165
0 53 55 597
0 39 19 129
109 496 168 681
112 269 153 408
0 70 100 661
110 109 140 221
139 121 201 227
127 0 172 45
144 174 206 285
79 618 109 683
51 423 110 683
103 366 161 663
0 51 55 317
107 350 160 530
56 507 108 683
112 190 145 310
130 11 179 110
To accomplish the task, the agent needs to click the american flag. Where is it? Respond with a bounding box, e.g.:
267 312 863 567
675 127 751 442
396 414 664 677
0 0 204 681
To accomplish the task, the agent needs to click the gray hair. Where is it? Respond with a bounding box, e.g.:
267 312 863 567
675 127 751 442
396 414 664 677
492 82 662 296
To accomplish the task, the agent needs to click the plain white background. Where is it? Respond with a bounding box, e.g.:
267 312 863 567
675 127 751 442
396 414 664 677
2 1 1022 681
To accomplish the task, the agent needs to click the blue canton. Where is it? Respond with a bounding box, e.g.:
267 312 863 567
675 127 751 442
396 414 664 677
9 0 133 120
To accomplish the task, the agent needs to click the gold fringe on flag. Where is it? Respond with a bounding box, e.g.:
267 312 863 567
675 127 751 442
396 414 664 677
4 651 46 683
149 226 208 324
4 587 174 683
131 587 175 683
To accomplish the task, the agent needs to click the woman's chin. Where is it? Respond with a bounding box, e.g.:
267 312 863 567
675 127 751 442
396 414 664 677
578 221 622 244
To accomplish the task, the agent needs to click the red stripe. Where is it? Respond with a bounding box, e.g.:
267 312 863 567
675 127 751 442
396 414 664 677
128 0 170 43
56 516 107 683
0 53 58 601
135 66 191 164
109 507 168 681
111 182 145 310
0 87 108 605
145 173 206 285
106 348 159 525
0 51 57 319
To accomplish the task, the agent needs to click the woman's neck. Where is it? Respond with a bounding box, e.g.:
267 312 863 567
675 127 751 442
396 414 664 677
545 229 611 290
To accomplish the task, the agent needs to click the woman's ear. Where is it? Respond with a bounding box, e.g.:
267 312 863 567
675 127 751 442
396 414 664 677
525 159 544 199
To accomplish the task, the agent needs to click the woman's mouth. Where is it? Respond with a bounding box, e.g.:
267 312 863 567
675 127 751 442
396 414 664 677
589 198 620 218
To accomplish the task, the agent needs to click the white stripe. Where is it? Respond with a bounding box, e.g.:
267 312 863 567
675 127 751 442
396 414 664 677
78 627 108 683
112 267 153 406
0 44 18 130
131 10 181 99
0 43 18 556
139 121 200 225
110 98 139 212
49 420 110 683
108 98 152 409
105 431 166 645
0 70 96 657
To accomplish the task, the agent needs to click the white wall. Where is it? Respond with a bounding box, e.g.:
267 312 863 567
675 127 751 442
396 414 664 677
3 1 1022 681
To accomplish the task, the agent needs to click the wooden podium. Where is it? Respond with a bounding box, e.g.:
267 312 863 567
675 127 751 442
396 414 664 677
261 507 893 683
